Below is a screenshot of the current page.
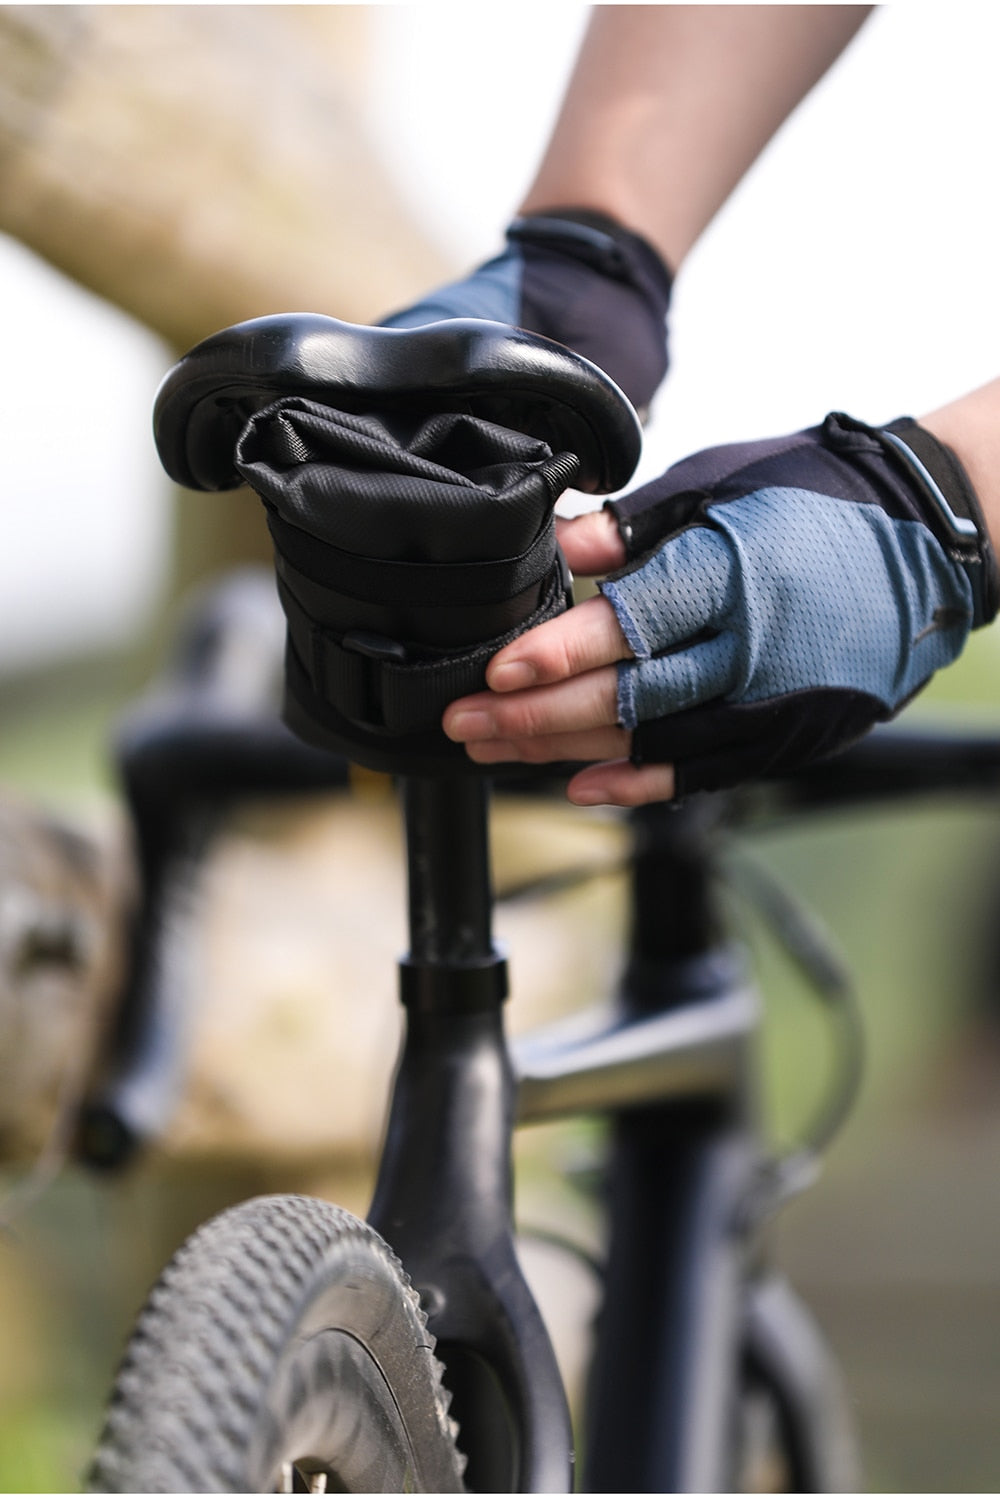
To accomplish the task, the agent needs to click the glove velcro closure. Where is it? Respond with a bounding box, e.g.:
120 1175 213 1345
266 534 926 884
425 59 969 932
827 412 1000 627
506 209 673 307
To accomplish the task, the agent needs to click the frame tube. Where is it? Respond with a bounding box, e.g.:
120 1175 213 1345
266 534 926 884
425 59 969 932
369 775 573 1493
514 955 757 1123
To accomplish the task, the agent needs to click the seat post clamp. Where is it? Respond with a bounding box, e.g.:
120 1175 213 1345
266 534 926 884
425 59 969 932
398 952 510 1014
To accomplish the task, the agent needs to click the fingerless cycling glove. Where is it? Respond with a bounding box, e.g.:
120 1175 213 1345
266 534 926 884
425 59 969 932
380 209 672 418
601 412 999 796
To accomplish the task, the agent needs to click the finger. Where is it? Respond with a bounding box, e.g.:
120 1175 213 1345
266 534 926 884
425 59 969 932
463 725 630 765
444 665 620 743
623 632 739 723
485 595 631 694
566 758 677 807
600 523 733 654
555 509 626 576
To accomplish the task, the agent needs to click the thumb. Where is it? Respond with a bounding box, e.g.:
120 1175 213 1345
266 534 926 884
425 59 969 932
556 509 626 576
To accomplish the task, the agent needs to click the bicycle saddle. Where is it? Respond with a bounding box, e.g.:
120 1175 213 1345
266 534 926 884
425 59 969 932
153 313 642 495
152 314 642 774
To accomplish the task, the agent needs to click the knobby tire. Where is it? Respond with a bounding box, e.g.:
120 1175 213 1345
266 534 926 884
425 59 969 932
89 1194 466 1493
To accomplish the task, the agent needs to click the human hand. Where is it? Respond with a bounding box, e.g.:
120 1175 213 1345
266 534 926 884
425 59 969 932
379 210 672 418
442 510 676 805
444 413 999 805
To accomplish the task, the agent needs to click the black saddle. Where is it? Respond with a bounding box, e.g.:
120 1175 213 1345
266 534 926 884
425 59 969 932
153 314 641 773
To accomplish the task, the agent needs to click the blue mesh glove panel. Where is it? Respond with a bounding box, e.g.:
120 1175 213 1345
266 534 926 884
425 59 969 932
601 413 999 795
380 210 672 418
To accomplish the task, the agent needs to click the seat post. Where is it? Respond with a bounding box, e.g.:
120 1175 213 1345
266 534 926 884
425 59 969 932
397 774 508 1010
401 774 497 969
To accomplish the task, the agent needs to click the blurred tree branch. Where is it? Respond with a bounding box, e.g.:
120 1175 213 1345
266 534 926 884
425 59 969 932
0 4 449 349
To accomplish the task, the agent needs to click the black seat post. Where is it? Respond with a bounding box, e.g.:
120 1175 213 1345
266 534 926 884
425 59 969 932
401 775 498 975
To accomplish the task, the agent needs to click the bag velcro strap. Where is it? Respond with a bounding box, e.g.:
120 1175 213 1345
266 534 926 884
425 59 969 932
278 563 568 734
265 505 557 607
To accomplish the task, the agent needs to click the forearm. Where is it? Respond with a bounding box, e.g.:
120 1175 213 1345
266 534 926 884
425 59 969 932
520 4 872 271
921 378 1000 560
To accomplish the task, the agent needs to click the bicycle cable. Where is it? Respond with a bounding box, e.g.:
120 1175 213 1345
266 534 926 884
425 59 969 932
723 848 866 1227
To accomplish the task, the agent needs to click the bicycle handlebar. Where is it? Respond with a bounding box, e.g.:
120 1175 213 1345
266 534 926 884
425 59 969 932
751 720 1000 814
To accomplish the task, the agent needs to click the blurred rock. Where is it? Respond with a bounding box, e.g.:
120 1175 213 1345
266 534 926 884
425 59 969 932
0 794 126 1158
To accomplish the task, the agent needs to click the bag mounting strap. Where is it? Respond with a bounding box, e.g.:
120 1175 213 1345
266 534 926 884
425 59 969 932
277 562 570 735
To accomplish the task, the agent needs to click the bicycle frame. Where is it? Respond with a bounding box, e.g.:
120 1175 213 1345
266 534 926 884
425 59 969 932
367 777 768 1492
80 562 1000 1493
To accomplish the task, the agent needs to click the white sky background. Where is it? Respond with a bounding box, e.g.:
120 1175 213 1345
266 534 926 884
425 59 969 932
2 2 999 669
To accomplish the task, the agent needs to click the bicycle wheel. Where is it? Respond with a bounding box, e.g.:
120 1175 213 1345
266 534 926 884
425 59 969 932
89 1194 466 1493
736 1274 860 1494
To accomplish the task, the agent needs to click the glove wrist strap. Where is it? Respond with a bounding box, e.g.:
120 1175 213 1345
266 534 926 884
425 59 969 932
881 416 999 626
506 209 673 307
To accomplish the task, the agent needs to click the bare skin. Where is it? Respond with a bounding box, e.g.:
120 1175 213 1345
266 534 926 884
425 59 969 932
520 5 873 271
442 378 1000 807
921 377 1000 544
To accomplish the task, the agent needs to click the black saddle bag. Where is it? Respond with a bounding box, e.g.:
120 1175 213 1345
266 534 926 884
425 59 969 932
234 397 581 773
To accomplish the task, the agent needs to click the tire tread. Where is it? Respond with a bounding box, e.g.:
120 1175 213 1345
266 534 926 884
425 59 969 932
90 1194 465 1493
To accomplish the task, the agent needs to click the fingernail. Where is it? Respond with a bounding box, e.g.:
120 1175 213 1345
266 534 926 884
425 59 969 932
488 660 536 691
445 709 495 741
569 786 608 806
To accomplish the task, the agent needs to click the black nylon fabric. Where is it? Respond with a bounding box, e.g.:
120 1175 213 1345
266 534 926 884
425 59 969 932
264 506 557 610
278 564 569 735
232 397 579 771
235 399 571 561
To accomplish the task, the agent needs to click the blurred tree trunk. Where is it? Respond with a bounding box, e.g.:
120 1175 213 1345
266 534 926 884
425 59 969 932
0 3 452 592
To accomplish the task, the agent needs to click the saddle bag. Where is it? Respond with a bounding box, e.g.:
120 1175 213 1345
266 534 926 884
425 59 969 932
234 397 581 773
